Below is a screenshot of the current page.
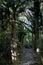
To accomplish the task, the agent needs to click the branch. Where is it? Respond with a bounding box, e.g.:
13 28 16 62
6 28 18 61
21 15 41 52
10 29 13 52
18 20 33 28
15 0 26 10
25 9 34 21
15 21 33 33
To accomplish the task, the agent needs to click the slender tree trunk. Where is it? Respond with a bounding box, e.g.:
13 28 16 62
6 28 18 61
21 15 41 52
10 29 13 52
34 0 40 51
34 0 42 64
11 10 18 62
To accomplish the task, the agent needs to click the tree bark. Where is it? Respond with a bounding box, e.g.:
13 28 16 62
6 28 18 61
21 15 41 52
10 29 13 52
33 0 40 51
34 0 42 64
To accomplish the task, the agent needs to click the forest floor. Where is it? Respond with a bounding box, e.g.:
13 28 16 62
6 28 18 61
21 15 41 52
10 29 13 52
23 48 35 65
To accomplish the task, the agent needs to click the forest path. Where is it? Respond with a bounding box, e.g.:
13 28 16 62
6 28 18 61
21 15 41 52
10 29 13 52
23 48 35 65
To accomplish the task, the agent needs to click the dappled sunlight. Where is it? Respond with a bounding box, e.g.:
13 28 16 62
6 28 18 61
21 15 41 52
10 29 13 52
12 56 17 61
12 51 17 56
11 50 17 61
11 42 18 61
36 48 40 53
41 57 43 62
0 0 43 65
11 42 17 48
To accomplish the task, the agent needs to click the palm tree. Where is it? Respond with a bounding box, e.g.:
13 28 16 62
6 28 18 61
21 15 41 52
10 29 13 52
0 0 30 64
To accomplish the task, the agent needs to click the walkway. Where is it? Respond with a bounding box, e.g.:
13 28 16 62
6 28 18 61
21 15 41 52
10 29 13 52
23 48 35 65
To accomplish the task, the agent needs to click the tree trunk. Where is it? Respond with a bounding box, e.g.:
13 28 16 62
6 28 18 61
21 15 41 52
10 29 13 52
34 0 42 64
33 0 40 51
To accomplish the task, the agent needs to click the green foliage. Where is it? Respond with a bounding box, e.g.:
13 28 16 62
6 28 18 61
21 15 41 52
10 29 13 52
33 63 43 65
0 32 9 52
40 39 43 58
0 32 12 65
17 42 24 61
39 31 43 58
23 32 32 48
0 0 43 65
0 0 2 5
